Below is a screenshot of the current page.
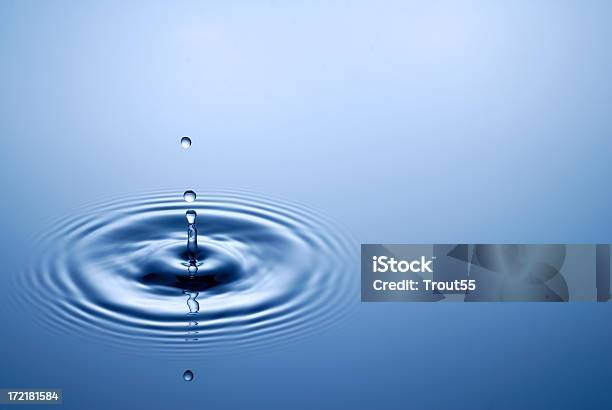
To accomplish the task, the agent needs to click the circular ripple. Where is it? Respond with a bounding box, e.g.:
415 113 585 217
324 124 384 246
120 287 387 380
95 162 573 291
13 190 357 355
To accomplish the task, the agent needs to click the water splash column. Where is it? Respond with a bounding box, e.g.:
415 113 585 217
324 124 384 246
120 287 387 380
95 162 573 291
181 137 198 381
186 210 198 265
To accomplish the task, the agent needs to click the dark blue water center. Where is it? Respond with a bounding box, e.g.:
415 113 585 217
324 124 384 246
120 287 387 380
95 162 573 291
142 241 244 292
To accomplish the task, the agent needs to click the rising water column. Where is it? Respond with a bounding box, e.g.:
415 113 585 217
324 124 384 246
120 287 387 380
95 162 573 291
186 209 198 267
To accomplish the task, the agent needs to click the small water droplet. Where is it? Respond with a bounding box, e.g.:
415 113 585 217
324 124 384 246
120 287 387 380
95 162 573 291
183 370 194 381
183 190 196 203
180 137 192 149
188 263 198 275
186 210 197 224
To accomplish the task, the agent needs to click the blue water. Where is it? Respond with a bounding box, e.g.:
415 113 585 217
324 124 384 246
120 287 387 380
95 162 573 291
1 1 612 409
12 190 355 355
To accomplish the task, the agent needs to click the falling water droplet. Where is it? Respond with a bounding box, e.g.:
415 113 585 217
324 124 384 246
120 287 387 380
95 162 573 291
183 370 194 381
180 136 192 149
186 210 197 224
183 190 196 203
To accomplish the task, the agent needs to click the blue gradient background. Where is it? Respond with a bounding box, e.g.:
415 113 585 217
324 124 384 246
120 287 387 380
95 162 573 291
1 1 612 409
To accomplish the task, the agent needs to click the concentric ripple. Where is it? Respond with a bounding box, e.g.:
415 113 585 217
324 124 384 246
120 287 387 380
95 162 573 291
13 190 357 355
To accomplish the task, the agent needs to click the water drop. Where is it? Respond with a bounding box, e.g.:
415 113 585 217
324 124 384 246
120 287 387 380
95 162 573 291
180 137 192 149
188 263 198 275
186 210 197 224
183 370 194 381
183 190 196 203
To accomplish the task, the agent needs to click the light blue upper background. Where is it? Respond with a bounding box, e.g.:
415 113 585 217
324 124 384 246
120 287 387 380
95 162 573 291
1 1 611 409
